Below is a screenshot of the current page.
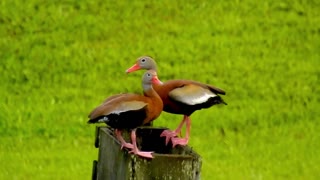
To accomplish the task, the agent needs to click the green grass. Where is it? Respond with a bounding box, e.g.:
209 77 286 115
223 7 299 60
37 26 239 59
1 0 319 179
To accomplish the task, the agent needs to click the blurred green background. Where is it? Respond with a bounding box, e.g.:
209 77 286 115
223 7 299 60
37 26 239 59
1 0 319 179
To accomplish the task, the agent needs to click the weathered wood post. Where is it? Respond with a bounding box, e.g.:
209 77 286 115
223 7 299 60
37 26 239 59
91 126 202 180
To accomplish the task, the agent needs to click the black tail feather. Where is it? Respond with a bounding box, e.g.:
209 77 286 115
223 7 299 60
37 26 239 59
87 116 108 124
213 96 227 105
87 119 98 124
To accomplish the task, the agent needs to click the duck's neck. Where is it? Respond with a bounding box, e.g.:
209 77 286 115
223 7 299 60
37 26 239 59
142 84 152 92
143 85 160 99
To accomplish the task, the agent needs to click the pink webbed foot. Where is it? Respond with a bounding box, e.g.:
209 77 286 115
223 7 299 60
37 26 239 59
171 137 189 147
129 129 154 158
160 130 179 145
129 149 154 159
160 115 189 145
115 129 134 149
170 115 191 147
120 142 134 150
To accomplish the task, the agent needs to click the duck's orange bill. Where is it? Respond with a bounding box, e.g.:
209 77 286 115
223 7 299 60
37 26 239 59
126 64 141 73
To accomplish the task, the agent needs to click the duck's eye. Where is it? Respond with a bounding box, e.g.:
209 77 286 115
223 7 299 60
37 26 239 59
141 59 146 63
147 73 151 77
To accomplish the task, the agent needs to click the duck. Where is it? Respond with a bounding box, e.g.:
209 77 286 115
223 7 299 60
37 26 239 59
126 56 226 147
88 70 163 158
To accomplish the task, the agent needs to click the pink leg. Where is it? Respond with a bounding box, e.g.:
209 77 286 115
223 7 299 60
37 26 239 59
129 129 154 158
115 129 134 149
171 116 191 147
160 115 187 145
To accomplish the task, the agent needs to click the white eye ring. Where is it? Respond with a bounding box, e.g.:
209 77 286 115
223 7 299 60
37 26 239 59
141 59 146 63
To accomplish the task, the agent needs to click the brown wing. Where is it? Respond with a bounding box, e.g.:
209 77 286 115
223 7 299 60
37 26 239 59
184 80 226 95
88 95 148 119
102 93 136 104
168 84 218 105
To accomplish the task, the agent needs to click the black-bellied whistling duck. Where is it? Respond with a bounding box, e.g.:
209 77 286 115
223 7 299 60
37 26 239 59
126 56 226 147
87 70 163 158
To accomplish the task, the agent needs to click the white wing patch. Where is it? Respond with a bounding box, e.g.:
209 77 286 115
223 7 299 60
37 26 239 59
112 101 147 114
169 84 217 105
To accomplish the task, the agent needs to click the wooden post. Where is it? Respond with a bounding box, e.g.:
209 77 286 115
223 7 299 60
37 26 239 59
91 126 202 180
